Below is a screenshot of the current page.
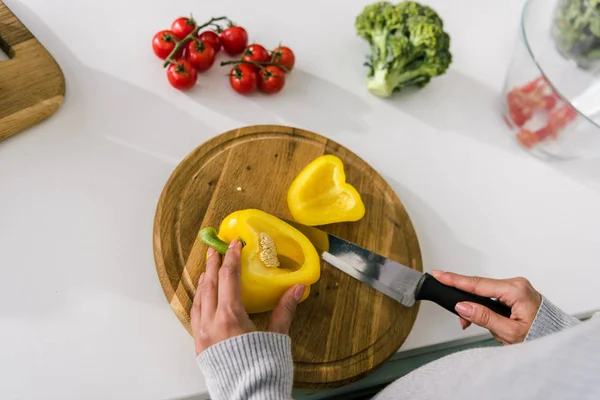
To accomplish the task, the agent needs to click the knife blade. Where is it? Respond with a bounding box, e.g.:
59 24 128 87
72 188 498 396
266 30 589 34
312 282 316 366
285 220 511 318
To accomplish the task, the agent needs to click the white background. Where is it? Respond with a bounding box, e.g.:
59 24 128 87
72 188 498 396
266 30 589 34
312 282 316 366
1 0 599 399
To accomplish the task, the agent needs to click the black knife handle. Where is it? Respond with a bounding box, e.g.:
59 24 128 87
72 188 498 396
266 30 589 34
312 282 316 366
415 273 512 318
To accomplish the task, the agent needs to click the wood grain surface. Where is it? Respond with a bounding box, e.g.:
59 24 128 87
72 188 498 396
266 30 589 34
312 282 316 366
0 1 65 140
153 125 423 389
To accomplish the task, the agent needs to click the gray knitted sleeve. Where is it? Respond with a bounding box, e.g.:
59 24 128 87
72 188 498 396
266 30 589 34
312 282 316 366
525 295 581 341
196 297 582 400
196 331 293 400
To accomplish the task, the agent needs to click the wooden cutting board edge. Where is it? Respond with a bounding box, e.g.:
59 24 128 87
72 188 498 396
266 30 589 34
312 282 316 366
0 1 65 140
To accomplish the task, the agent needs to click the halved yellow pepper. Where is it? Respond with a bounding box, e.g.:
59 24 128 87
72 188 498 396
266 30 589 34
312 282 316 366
199 209 321 314
287 155 365 226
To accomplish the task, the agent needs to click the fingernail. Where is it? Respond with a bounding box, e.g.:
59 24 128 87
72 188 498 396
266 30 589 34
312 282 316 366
432 270 443 278
228 239 239 249
455 302 473 318
207 248 216 257
199 273 205 284
293 284 305 302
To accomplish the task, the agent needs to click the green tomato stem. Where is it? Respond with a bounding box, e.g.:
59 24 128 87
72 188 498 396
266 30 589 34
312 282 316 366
163 16 228 68
219 59 290 72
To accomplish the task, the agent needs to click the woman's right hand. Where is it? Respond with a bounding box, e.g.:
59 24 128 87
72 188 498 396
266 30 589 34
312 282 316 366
432 271 542 345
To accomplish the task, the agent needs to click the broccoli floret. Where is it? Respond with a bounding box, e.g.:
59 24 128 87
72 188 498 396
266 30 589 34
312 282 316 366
355 1 452 97
552 0 600 68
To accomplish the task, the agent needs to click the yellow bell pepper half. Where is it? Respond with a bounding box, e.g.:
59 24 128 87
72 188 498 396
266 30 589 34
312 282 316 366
287 155 365 226
199 209 321 314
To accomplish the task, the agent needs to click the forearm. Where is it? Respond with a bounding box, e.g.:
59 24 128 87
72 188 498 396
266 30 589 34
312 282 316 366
525 295 581 341
197 332 294 400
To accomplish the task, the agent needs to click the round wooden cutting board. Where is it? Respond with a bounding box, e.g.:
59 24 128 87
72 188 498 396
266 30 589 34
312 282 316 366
153 125 423 389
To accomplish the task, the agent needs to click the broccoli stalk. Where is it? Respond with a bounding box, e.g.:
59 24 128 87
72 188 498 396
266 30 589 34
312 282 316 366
368 64 435 97
356 1 452 97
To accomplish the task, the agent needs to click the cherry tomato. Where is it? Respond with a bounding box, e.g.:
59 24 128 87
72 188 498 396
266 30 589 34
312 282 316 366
199 31 221 53
519 77 545 93
546 104 578 136
152 30 180 60
220 26 248 56
171 17 196 40
271 46 295 72
229 64 257 95
506 91 533 127
167 60 198 91
540 95 558 111
258 66 286 94
516 129 539 149
242 44 270 70
185 40 215 72
508 104 531 128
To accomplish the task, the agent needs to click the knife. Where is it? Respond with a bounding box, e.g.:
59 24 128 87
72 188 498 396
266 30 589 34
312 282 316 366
285 220 512 318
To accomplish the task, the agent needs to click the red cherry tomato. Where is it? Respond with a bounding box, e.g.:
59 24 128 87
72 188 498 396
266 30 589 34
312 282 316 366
171 17 196 40
519 77 545 93
508 104 531 128
185 40 215 72
152 30 180 60
242 44 270 70
516 129 538 149
229 64 257 95
167 60 198 90
541 94 558 111
198 31 221 53
258 66 286 94
271 46 295 72
220 26 248 56
546 104 578 135
506 91 532 127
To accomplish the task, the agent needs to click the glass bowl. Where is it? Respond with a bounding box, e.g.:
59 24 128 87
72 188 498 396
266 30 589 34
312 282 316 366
502 0 600 160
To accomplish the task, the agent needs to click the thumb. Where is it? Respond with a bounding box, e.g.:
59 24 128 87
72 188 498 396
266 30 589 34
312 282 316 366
456 302 515 337
459 317 471 330
267 284 305 334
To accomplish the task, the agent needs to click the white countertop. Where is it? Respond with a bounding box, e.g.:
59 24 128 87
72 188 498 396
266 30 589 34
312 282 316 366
2 0 600 399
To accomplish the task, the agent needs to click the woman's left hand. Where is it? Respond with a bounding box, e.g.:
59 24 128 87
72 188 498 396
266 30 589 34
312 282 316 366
433 270 542 344
191 239 305 356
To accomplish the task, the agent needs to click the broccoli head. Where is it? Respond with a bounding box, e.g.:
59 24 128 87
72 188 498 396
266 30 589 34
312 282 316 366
355 1 452 97
552 0 600 68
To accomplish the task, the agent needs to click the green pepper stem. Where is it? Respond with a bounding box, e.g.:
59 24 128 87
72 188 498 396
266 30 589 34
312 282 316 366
199 227 246 255
199 227 229 255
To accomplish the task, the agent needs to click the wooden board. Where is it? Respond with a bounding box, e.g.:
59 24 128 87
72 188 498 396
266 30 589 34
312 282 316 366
0 1 65 140
153 125 423 389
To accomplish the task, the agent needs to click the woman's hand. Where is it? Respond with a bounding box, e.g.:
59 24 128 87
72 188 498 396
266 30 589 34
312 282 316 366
191 239 305 356
432 271 542 345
